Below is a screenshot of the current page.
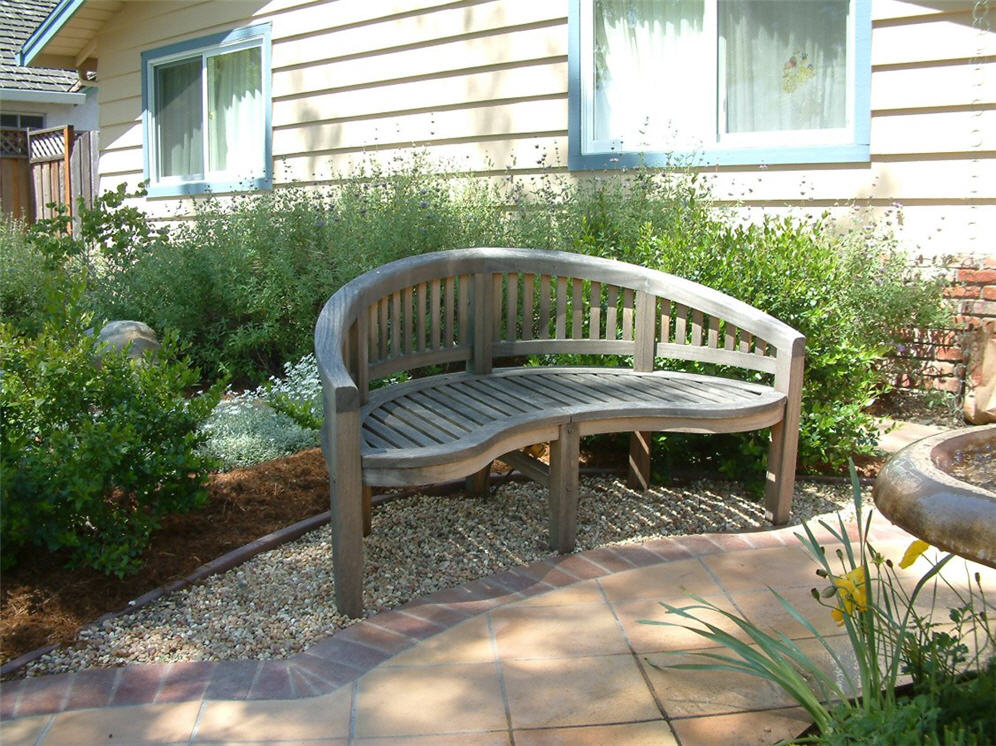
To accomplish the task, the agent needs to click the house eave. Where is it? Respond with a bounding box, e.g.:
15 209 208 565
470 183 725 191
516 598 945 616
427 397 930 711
17 0 89 67
0 88 88 105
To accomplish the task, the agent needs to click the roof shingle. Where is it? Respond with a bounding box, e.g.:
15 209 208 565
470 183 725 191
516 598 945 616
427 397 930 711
0 0 77 92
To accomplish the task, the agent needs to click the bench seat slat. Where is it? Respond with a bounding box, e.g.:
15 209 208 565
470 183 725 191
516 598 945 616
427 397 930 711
382 399 466 442
462 378 534 413
369 405 447 446
360 368 785 475
420 383 512 423
502 375 581 408
407 391 478 432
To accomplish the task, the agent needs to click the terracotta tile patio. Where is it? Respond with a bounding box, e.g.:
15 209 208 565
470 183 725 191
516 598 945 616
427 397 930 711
3 424 993 745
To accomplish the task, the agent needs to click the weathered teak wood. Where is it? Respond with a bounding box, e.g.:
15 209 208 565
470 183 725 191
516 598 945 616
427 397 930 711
316 247 805 617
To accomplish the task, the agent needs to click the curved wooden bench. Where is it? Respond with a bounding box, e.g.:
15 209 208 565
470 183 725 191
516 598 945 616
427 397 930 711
316 248 805 616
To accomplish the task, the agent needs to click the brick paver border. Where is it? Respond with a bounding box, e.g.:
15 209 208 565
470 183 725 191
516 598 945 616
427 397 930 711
1 518 913 722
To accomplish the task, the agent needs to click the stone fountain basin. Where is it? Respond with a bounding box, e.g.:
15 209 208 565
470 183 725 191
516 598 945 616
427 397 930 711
874 424 996 568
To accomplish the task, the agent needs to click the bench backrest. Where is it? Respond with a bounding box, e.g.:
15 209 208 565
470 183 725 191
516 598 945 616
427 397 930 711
316 248 805 408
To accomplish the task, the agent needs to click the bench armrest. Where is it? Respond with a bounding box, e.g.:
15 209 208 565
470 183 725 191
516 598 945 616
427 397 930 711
315 293 361 414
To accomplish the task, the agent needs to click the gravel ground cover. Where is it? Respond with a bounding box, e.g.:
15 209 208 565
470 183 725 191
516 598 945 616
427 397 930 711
24 476 857 678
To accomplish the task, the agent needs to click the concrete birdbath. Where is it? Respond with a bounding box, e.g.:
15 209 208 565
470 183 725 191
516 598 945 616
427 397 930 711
874 423 996 568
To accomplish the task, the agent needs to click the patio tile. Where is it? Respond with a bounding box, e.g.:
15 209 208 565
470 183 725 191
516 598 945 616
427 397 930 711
43 700 200 745
290 652 364 690
598 558 722 602
195 687 351 742
368 609 447 640
730 585 847 640
202 659 258 701
641 650 798 717
513 719 678 745
517 558 587 587
640 537 695 562
110 664 166 706
491 603 629 660
384 615 495 666
306 637 393 670
700 545 817 592
581 547 639 573
550 554 611 580
9 673 68 717
247 660 294 699
154 661 213 703
333 620 414 656
612 595 747 653
673 535 724 557
0 713 52 746
502 655 660 729
356 733 510 744
62 667 119 711
353 662 506 738
610 544 670 568
513 578 605 607
670 706 812 746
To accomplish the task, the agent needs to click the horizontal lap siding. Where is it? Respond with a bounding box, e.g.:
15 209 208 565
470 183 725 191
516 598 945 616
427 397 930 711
89 0 990 258
92 0 567 218
707 2 994 261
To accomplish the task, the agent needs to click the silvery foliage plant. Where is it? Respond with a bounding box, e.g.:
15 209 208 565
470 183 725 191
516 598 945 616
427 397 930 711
199 354 322 470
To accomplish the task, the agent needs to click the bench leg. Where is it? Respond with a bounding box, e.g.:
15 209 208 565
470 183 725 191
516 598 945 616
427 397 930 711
327 413 365 619
464 462 492 497
627 431 652 490
549 422 580 553
363 485 372 537
764 420 796 526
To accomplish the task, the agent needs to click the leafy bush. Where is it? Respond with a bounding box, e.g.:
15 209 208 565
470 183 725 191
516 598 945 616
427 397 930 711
0 305 222 576
13 152 948 476
1 206 220 575
0 216 67 335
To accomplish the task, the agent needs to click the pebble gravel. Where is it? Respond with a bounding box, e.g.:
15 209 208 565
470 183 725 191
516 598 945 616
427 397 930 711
24 476 858 677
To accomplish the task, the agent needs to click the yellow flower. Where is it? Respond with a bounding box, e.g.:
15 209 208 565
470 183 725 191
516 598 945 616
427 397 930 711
899 539 930 569
830 566 868 626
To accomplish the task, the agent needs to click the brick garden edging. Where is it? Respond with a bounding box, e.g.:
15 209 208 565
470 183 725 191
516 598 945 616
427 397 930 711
1 518 908 722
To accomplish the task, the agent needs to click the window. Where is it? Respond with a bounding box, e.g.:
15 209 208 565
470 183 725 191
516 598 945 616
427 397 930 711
1 113 45 129
142 23 271 196
569 0 870 169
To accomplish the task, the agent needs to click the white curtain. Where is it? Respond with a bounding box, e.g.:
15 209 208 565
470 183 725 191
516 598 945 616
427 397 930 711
155 58 203 178
720 1 848 134
593 0 710 149
207 46 263 175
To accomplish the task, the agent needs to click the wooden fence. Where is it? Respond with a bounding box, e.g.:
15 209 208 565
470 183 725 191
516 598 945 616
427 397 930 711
0 125 99 225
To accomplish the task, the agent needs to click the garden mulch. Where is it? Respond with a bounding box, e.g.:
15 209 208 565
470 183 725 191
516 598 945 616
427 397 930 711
1 449 331 667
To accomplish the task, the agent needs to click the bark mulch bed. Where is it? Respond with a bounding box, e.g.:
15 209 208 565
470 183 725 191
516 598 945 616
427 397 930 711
1 448 331 667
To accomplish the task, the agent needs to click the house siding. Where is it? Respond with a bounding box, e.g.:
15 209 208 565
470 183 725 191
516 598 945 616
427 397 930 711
88 0 991 392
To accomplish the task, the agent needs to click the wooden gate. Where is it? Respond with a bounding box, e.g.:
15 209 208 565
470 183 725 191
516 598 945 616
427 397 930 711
28 126 99 222
0 129 33 221
0 125 99 225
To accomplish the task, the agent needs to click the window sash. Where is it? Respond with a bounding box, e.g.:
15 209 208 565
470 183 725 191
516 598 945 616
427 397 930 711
579 0 857 158
147 37 264 186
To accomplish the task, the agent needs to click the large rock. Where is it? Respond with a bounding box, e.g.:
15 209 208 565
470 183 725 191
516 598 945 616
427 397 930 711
96 320 161 362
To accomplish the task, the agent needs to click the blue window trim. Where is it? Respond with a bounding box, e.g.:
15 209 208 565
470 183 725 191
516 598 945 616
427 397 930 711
141 22 273 198
567 1 871 171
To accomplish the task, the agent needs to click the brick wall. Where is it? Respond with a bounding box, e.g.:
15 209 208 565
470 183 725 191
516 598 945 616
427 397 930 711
894 255 996 396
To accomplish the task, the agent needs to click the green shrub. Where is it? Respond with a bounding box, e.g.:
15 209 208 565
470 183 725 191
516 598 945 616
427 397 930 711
0 293 222 576
26 153 948 477
502 169 948 474
0 216 67 335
